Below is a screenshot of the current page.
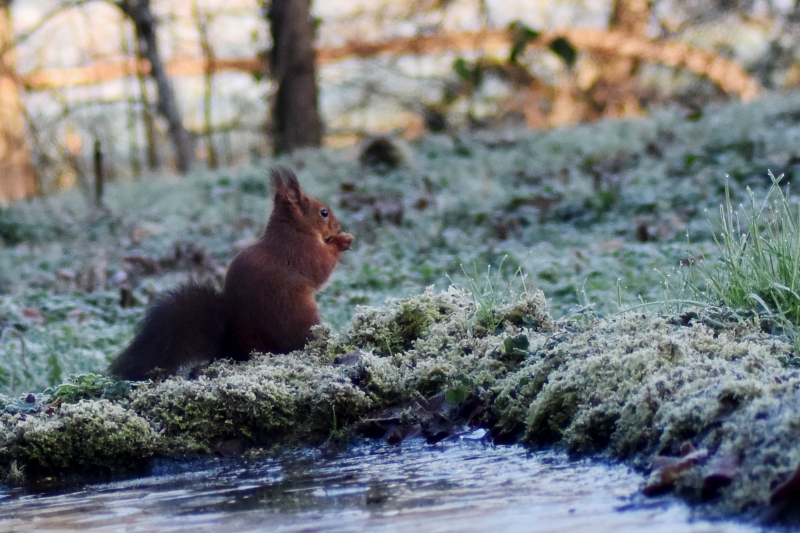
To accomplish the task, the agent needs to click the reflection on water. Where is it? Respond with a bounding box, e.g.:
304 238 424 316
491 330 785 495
0 440 761 533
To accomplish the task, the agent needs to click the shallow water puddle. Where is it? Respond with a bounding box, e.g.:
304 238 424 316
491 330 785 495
0 440 761 533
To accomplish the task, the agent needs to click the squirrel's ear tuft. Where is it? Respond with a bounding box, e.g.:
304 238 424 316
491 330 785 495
271 166 306 204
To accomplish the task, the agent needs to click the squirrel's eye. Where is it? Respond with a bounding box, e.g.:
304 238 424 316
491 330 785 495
320 209 329 218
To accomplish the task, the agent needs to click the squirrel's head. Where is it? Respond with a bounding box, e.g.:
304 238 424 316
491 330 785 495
269 166 354 251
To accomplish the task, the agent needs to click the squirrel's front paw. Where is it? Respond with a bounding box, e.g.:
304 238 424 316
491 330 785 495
332 232 354 251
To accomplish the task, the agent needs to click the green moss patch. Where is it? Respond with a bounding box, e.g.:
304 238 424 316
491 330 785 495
0 287 799 520
2 400 155 477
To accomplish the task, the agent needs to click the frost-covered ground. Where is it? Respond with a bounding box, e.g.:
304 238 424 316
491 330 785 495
5 93 800 395
3 93 800 520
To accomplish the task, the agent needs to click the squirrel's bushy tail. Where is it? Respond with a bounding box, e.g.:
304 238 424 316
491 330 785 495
109 284 226 380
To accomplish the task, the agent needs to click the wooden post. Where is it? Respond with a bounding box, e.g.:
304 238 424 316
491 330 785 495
93 139 103 207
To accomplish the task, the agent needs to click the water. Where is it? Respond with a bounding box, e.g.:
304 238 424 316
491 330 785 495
0 440 762 533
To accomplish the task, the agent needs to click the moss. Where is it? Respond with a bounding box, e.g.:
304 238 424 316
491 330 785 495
493 291 555 333
494 311 798 516
1 285 799 521
130 350 374 453
9 400 154 474
344 288 448 356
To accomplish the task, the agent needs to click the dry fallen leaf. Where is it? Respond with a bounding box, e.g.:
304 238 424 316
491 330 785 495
21 307 45 325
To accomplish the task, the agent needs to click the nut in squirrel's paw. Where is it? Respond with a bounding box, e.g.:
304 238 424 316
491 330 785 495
329 232 354 251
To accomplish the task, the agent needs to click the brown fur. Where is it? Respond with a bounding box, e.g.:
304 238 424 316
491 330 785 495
108 166 353 380
107 283 225 381
222 166 353 358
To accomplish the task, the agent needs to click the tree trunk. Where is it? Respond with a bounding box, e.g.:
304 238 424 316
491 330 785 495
137 52 159 171
586 0 651 118
115 0 194 174
120 19 141 178
266 0 322 155
0 0 37 203
193 0 218 169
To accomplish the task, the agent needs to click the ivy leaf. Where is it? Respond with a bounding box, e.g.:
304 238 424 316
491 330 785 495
508 21 541 63
549 37 577 68
453 57 471 83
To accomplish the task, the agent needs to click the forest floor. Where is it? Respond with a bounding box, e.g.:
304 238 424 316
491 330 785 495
3 93 800 520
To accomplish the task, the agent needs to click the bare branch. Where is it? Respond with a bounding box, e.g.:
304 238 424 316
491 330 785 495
3 0 91 55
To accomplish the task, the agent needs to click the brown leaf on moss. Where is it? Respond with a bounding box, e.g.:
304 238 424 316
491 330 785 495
21 307 45 324
356 391 458 444
643 446 709 496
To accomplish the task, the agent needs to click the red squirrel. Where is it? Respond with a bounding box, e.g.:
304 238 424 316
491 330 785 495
108 167 354 380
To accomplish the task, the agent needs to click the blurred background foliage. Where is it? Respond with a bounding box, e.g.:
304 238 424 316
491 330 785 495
1 0 799 199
